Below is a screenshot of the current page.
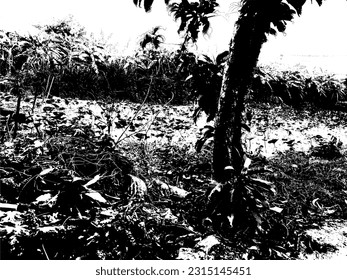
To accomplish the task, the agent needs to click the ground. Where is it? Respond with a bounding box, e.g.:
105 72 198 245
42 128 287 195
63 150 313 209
0 91 346 259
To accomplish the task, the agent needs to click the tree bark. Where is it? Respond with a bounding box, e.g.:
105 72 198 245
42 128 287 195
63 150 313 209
213 1 271 182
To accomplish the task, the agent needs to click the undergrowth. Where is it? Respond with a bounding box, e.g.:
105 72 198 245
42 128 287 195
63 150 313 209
1 119 346 259
252 150 347 259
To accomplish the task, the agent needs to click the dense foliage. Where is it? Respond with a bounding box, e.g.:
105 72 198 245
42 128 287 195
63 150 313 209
1 18 345 107
0 20 190 103
1 91 346 259
1 15 347 260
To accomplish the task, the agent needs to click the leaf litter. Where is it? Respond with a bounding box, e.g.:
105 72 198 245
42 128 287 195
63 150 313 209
0 92 346 259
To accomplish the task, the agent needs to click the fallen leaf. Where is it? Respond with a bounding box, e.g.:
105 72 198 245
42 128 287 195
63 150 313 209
84 190 108 204
270 206 284 213
39 167 54 176
128 174 147 199
83 174 101 188
195 235 220 253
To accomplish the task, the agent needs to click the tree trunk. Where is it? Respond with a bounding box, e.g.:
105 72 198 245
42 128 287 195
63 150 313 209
213 1 271 182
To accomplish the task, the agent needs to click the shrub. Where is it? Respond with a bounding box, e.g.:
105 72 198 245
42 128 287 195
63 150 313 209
251 65 346 107
2 21 345 107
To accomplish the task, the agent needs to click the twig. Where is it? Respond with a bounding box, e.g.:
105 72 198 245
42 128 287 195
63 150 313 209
114 89 175 144
114 76 154 145
41 75 55 108
12 87 22 139
41 243 50 260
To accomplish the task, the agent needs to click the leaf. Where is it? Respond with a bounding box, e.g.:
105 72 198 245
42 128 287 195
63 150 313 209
216 50 229 65
241 123 251 132
4 141 14 148
177 248 205 260
242 156 252 171
72 176 83 182
247 166 274 175
224 166 234 171
284 139 295 146
195 235 220 252
252 213 262 227
270 206 284 213
84 190 108 204
34 193 53 203
83 174 101 188
185 74 193 81
207 182 223 202
312 198 322 209
0 203 18 211
323 208 337 215
39 167 54 176
227 214 235 228
250 177 274 187
160 208 179 223
287 0 306 15
128 174 147 199
38 225 65 235
268 138 278 144
167 184 190 198
33 193 58 208
195 125 214 152
250 178 276 194
144 0 154 12
34 140 44 148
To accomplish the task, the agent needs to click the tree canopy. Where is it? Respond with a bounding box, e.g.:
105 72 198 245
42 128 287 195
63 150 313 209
133 0 324 45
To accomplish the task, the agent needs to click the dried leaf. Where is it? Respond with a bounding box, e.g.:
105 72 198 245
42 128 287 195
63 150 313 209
268 138 278 144
312 198 322 209
224 165 234 171
34 193 53 203
168 184 190 198
84 190 108 204
227 214 235 228
0 203 18 211
243 156 252 170
34 140 44 148
39 167 54 176
241 123 251 132
185 74 193 81
195 235 220 252
250 177 276 192
153 179 189 198
38 225 65 234
72 176 83 182
177 248 205 260
207 182 223 201
160 208 178 223
270 206 284 213
83 174 101 188
128 174 147 199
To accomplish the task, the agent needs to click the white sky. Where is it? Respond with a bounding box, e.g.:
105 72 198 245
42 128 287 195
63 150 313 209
1 0 347 75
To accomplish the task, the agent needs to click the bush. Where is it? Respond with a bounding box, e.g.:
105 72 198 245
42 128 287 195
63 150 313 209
252 66 347 107
2 22 345 107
